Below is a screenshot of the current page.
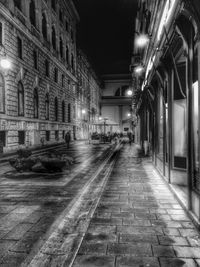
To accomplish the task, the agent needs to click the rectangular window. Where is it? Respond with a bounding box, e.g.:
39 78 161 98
45 60 49 77
17 36 23 59
62 74 64 87
0 22 2 45
54 68 58 83
33 50 38 70
0 131 6 149
18 131 25 145
62 130 65 139
46 130 50 141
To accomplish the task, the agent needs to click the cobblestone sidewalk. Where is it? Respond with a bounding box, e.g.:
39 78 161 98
73 144 200 267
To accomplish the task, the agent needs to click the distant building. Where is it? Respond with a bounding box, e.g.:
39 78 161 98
0 0 79 151
101 74 134 134
77 49 102 139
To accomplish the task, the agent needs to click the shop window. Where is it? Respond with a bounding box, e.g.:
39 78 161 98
18 82 24 116
0 131 6 147
172 63 187 169
46 130 50 141
45 93 49 120
17 36 23 59
192 47 200 191
29 0 36 27
18 131 25 145
33 88 39 118
42 13 47 40
0 73 5 113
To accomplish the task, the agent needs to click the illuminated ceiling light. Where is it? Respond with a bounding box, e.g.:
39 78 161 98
135 34 149 47
0 58 11 69
127 89 133 96
135 65 144 74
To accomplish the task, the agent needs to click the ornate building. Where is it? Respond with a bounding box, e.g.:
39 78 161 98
77 49 101 139
133 0 200 224
0 0 80 151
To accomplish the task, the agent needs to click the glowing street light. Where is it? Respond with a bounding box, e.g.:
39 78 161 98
135 65 144 74
0 58 11 69
135 34 149 48
126 89 133 96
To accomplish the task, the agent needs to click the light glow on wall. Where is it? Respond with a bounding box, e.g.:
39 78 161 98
145 54 155 79
157 0 176 41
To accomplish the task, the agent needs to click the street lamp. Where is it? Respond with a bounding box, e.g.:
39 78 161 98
134 65 144 74
135 34 149 48
126 89 133 96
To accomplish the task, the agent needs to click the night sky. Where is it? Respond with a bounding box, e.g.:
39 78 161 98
73 0 138 76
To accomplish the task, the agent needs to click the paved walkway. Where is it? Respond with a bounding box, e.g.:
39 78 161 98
73 144 200 267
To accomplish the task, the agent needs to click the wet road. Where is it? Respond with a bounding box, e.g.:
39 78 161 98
0 142 117 266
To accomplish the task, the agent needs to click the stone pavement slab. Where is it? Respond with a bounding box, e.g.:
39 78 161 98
72 144 200 267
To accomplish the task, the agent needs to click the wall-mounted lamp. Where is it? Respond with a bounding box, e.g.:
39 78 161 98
126 89 133 96
82 109 86 114
135 34 149 48
0 45 11 70
135 65 144 74
127 113 131 117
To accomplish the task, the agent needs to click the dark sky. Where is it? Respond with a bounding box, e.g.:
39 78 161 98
73 0 138 76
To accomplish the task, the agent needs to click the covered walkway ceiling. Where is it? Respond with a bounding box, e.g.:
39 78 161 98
73 0 138 75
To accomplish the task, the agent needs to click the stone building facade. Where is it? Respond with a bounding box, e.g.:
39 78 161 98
77 49 101 139
0 0 79 152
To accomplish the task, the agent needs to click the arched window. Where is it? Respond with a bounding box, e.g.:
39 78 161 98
18 82 24 116
62 100 65 122
30 0 36 27
68 103 71 122
42 13 47 40
45 93 49 120
33 49 38 69
59 37 63 58
33 88 39 118
55 97 58 121
14 0 22 10
0 73 5 113
66 46 69 64
52 26 56 50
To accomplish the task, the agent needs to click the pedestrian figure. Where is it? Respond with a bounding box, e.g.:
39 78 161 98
127 131 132 145
65 131 71 149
